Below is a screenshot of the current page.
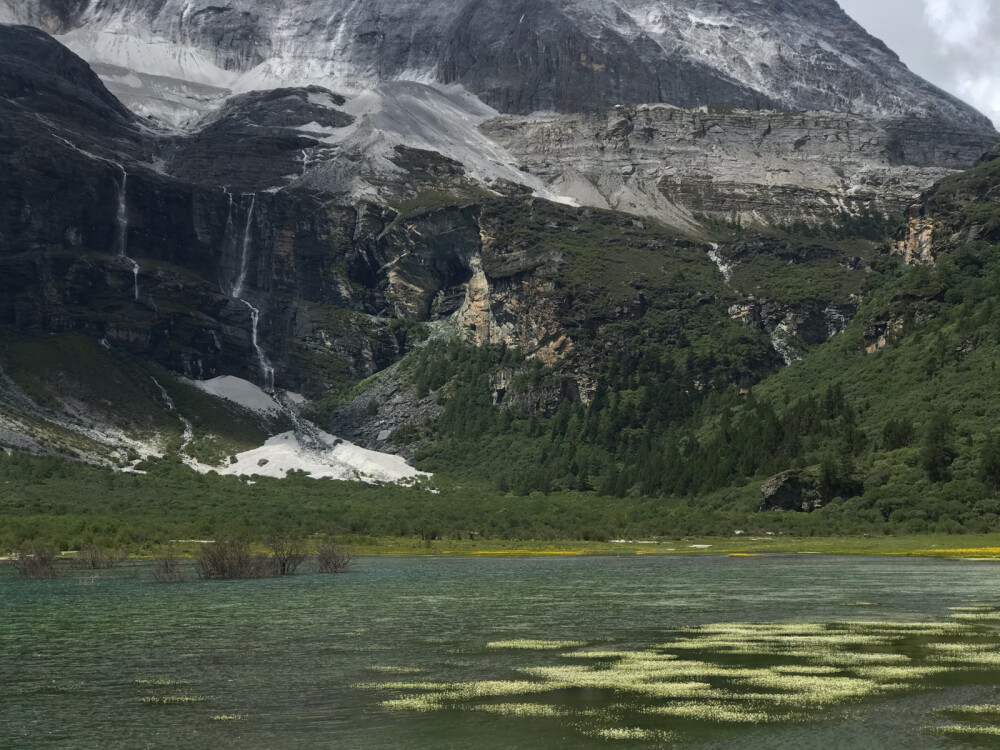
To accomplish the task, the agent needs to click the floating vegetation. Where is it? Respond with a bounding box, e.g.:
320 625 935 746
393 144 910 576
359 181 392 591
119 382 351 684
139 695 210 705
927 642 997 653
771 665 843 675
931 652 1000 666
942 704 1000 719
644 701 797 724
134 678 185 687
356 682 445 691
563 650 657 660
380 695 448 712
854 666 950 680
930 724 1000 737
487 640 587 650
584 727 676 741
472 703 565 717
926 702 1000 741
368 608 1000 743
451 680 562 699
951 613 1000 622
801 651 912 666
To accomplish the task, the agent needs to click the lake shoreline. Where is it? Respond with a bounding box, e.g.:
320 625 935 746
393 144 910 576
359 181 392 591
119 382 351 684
346 536 1000 560
37 533 997 562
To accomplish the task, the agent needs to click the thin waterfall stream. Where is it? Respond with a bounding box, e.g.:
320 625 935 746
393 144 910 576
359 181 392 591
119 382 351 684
228 194 276 394
115 167 140 301
224 193 329 452
151 376 194 456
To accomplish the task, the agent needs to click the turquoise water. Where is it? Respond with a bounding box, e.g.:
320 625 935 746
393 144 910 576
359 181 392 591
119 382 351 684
3 554 1000 749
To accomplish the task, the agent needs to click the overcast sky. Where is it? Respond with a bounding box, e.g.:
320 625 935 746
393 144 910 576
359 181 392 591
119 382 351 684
839 0 1000 127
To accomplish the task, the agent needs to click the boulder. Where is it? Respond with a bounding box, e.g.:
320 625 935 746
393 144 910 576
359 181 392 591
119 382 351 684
760 471 822 513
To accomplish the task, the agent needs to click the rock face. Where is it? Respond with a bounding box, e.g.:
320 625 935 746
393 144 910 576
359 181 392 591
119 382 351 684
894 211 936 265
3 1 997 232
4 0 994 130
484 105 998 228
889 146 1000 267
454 229 574 367
760 471 822 513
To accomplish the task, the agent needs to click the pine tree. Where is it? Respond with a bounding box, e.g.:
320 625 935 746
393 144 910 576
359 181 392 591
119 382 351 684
979 433 1000 490
921 410 955 483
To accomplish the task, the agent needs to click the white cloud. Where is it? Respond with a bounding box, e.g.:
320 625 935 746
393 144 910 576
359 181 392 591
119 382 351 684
923 0 991 46
957 67 1000 128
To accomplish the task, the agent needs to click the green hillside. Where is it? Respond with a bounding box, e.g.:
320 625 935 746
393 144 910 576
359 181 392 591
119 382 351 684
2 149 1000 552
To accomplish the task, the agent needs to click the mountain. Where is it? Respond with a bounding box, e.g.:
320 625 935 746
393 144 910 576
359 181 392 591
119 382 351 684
0 0 999 535
2 0 992 125
2 0 994 229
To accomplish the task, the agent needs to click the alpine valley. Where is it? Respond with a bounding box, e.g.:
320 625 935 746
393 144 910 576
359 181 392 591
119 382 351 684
2 0 1000 547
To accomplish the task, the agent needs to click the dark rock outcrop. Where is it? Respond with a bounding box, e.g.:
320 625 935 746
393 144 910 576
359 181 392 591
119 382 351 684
760 471 822 513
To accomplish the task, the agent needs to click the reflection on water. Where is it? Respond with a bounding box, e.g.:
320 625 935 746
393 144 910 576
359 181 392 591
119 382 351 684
2 554 999 749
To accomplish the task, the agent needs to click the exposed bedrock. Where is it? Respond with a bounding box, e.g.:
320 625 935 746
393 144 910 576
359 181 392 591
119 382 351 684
483 105 998 228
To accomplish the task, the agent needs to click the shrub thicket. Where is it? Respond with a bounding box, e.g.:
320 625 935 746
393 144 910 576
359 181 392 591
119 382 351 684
317 540 353 573
14 547 58 579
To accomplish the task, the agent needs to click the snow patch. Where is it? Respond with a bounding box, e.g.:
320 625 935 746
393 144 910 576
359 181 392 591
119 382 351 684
215 429 428 483
189 376 281 415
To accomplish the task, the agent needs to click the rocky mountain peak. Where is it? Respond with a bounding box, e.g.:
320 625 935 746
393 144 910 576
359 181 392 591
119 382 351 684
1 0 995 135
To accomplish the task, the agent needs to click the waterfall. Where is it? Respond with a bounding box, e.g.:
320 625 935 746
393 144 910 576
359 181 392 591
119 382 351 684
707 242 733 284
231 194 255 300
240 298 275 394
130 261 140 301
227 194 275 393
217 193 333 450
221 186 235 259
769 325 797 367
116 169 128 257
115 166 141 301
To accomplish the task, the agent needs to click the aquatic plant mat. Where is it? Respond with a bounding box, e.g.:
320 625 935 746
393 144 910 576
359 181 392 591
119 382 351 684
365 606 1000 743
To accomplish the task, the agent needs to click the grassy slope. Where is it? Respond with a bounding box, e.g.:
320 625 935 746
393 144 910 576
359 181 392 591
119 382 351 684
0 328 274 464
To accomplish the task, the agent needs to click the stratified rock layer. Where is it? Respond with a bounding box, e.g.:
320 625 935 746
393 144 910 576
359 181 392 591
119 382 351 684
484 105 998 227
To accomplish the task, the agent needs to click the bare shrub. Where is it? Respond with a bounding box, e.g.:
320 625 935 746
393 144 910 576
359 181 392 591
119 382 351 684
77 546 126 569
316 540 353 574
266 535 306 576
14 547 59 579
196 539 275 580
152 549 185 584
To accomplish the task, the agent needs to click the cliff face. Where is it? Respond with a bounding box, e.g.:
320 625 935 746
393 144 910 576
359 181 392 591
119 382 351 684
484 105 998 228
894 214 936 266
890 147 1000 267
4 0 996 233
454 221 574 368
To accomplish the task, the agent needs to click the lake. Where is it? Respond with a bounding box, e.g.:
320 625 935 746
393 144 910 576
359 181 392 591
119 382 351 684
3 554 1000 749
